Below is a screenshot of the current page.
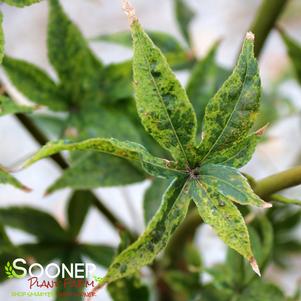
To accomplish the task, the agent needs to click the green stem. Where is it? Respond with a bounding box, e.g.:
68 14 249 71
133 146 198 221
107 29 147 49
254 165 301 198
270 194 301 206
250 0 290 57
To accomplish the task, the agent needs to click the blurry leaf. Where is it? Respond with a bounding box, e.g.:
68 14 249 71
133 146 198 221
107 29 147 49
174 0 195 45
0 207 67 242
0 13 3 63
93 30 184 53
31 113 67 140
198 34 260 164
103 61 133 102
236 280 285 301
1 0 42 7
131 19 197 165
186 42 219 135
20 243 64 266
65 106 142 142
163 269 201 300
108 275 149 301
67 191 93 238
199 284 231 301
23 138 184 179
48 0 104 106
55 249 84 301
102 177 191 284
47 153 145 194
92 30 193 70
79 244 115 268
3 56 67 111
0 166 30 191
280 29 301 84
267 205 301 267
144 178 172 224
0 95 34 116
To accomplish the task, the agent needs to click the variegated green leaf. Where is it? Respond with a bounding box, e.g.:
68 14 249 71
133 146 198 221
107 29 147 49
280 30 301 84
0 13 4 64
131 17 197 166
1 0 42 7
197 164 271 208
174 0 195 45
186 42 219 134
190 179 260 274
23 138 184 178
3 57 68 111
0 166 30 192
204 134 259 168
46 153 145 194
48 0 104 106
100 177 191 284
0 96 34 116
198 33 260 163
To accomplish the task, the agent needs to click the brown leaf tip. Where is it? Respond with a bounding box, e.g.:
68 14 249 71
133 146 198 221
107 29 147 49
262 202 273 209
250 257 261 277
21 185 32 193
246 31 255 41
122 0 137 24
255 123 269 136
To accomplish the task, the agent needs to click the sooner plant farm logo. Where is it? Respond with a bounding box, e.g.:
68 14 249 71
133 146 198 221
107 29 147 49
4 261 23 279
3 258 101 298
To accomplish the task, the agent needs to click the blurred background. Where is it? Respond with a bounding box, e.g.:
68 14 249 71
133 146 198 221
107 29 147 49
0 0 301 300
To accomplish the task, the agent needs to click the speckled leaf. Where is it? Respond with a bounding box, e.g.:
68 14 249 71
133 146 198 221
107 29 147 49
190 179 256 267
144 178 172 224
204 134 258 168
0 207 67 242
3 57 67 111
0 166 30 191
131 19 197 166
0 13 4 63
23 138 184 178
1 0 42 7
100 177 191 284
46 153 145 194
280 30 301 84
198 34 260 163
174 0 195 45
0 96 34 116
186 42 219 134
48 0 104 106
197 164 269 208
